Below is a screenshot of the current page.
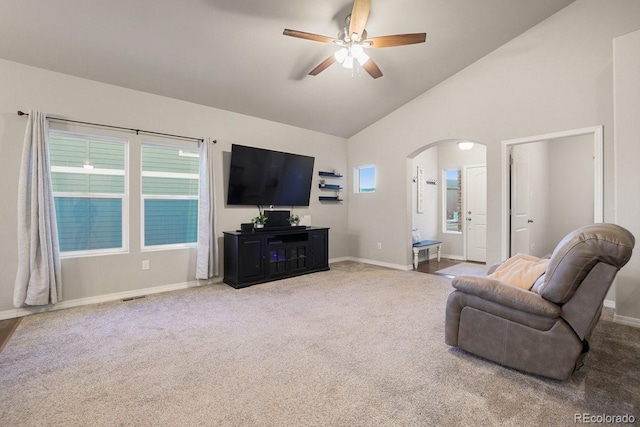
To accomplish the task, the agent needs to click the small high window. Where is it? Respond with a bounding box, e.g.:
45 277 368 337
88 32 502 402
354 165 376 193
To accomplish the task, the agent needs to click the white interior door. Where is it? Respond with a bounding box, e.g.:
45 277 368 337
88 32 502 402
465 165 486 262
510 145 532 255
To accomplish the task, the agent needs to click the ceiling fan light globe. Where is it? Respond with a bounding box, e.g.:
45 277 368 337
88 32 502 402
342 55 354 69
334 48 349 63
356 51 369 65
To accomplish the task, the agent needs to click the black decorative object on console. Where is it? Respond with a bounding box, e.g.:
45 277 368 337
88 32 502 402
265 210 290 227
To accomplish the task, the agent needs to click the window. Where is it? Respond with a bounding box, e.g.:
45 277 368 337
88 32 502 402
141 143 200 249
444 168 462 233
49 130 128 256
354 165 376 193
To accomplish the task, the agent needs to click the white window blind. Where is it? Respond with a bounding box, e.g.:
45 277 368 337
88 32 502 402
141 143 199 249
49 130 128 256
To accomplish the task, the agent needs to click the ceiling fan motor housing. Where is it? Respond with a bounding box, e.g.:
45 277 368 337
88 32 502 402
282 0 425 79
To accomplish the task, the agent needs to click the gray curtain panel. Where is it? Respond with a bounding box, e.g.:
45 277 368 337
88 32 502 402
14 110 63 307
195 137 218 279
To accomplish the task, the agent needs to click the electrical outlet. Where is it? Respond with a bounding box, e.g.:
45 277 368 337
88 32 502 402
142 260 150 270
377 242 382 249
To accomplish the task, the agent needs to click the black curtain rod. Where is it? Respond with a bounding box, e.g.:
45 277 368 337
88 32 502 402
17 110 214 144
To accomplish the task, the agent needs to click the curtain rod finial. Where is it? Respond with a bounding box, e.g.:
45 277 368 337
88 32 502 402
17 110 27 116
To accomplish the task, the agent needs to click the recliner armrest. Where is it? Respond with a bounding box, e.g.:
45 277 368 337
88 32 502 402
452 275 561 318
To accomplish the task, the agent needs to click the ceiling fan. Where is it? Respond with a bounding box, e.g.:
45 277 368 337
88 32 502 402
283 0 426 79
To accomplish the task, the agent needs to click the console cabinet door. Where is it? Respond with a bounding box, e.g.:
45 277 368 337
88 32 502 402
309 230 328 269
287 243 308 273
266 242 288 278
238 237 264 282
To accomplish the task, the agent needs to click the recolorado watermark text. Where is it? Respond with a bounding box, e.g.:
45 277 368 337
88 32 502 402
574 413 635 424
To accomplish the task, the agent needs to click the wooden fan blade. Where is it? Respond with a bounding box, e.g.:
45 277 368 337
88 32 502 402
283 29 338 44
364 33 427 48
363 57 383 79
348 0 371 42
309 55 337 76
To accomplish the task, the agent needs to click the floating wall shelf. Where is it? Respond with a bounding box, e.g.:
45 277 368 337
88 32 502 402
319 171 343 178
318 171 343 202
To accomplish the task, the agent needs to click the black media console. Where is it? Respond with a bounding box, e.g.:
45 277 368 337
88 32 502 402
223 227 329 289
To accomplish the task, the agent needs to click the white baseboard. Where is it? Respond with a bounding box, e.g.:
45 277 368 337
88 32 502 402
603 297 640 328
329 257 351 264
345 257 412 271
613 313 640 328
0 279 217 321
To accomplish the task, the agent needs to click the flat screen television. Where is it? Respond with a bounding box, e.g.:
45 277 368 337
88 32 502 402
227 144 315 206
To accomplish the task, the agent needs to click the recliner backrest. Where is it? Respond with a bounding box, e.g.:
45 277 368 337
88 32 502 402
537 223 634 304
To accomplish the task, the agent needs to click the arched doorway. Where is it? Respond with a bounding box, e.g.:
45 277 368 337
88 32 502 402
407 139 487 270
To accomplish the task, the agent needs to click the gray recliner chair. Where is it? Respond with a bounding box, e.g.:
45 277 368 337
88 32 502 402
445 223 635 380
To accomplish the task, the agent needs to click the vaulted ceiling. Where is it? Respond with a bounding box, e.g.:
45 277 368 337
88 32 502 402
0 0 575 138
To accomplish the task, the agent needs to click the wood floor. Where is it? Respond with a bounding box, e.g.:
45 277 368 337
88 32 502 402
0 318 21 354
414 258 466 275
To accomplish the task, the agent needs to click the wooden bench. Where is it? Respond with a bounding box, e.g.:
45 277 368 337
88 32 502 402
412 240 441 269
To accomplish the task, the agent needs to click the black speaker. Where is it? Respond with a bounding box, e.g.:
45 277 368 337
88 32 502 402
265 210 290 227
240 223 253 232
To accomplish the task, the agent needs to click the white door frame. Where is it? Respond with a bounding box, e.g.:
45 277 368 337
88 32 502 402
500 126 604 260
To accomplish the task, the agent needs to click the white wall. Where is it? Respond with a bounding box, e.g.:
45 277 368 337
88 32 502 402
614 28 640 324
347 0 640 274
0 59 348 315
547 134 594 245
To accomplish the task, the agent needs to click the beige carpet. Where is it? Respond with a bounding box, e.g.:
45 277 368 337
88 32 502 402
435 262 487 277
1 261 638 426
